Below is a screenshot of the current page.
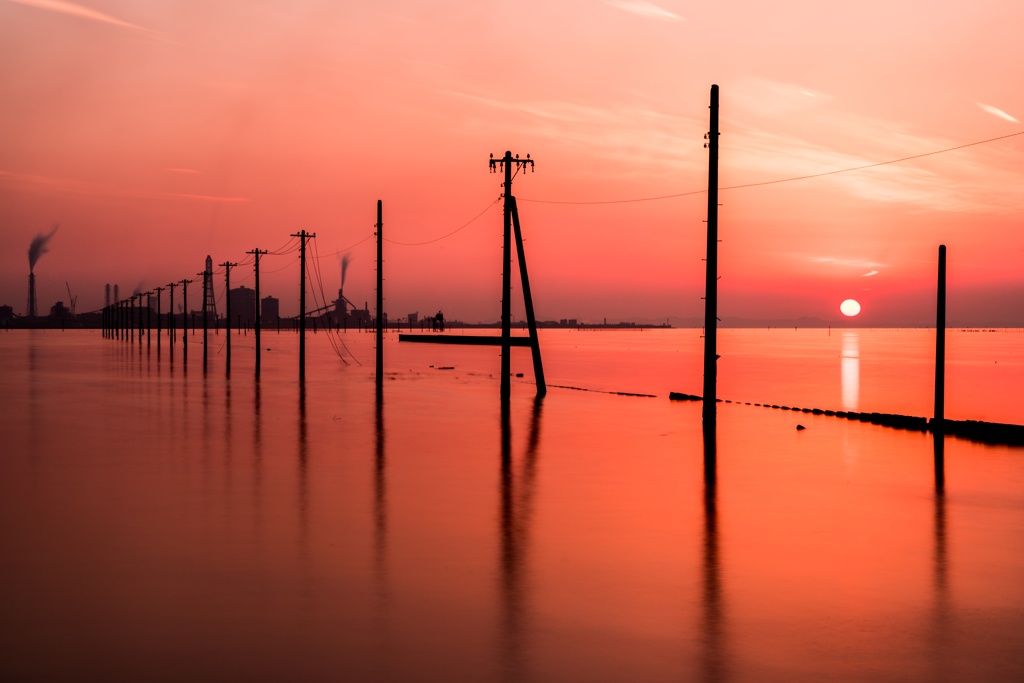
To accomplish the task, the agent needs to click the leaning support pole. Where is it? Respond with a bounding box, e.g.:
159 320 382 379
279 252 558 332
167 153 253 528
934 244 946 430
510 197 546 396
376 200 384 387
702 84 720 427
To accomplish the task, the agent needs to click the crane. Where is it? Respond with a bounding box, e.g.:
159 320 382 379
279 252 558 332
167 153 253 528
65 282 77 316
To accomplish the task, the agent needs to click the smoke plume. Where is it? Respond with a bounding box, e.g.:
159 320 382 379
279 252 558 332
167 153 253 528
340 254 351 288
133 281 145 296
28 224 59 272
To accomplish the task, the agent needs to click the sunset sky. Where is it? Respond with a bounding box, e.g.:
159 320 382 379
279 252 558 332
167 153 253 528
1 0 1021 324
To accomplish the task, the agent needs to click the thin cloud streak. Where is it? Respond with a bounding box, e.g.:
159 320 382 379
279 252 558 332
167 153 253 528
606 1 683 21
6 0 152 32
977 102 1019 123
0 170 248 203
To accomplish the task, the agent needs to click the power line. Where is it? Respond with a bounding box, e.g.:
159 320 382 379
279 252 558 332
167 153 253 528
518 129 1024 205
383 197 501 246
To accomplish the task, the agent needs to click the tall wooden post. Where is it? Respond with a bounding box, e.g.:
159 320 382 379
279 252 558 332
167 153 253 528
501 154 512 398
702 85 720 427
202 271 209 369
376 200 384 387
934 245 946 429
289 232 313 381
155 287 163 350
221 262 235 373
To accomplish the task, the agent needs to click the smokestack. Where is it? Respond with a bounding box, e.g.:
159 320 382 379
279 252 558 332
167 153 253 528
114 284 119 302
27 273 36 317
105 284 111 307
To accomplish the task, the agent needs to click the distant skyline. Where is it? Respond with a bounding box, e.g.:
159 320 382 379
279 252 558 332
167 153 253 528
1 0 1021 325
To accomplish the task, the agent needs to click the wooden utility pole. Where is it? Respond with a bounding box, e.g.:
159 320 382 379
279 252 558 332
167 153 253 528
180 279 192 359
221 262 236 373
155 287 164 349
375 201 384 387
200 271 209 369
146 292 151 346
702 85 720 427
288 232 314 381
490 151 533 399
934 245 946 430
167 283 178 345
246 250 268 376
130 295 135 343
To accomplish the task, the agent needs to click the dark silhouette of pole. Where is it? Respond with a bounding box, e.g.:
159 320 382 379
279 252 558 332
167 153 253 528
934 245 946 430
375 201 383 387
168 283 177 345
130 295 135 343
247 250 267 376
155 287 163 349
510 197 545 396
702 84 720 426
146 292 151 346
490 151 533 399
200 271 209 369
138 292 143 344
290 231 314 381
221 262 236 373
180 279 192 359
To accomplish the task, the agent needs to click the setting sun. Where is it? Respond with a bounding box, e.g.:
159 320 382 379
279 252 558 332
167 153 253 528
840 299 861 316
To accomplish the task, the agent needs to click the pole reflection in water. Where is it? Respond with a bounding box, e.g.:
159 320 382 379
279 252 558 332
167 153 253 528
374 385 388 593
252 379 263 538
498 397 543 681
701 425 725 683
932 434 950 676
841 331 859 411
298 381 309 547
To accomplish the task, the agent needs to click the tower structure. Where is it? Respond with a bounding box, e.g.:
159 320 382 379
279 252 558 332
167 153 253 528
27 273 37 317
204 255 217 322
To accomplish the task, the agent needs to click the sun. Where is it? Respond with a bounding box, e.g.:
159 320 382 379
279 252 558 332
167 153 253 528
840 299 861 316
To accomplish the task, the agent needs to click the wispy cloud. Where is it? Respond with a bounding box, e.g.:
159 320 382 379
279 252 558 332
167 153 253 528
0 170 248 202
861 270 878 277
812 257 884 269
977 102 1019 123
606 1 683 21
6 0 152 32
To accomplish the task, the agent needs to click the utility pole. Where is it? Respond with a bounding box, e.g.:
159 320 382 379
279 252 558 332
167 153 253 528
130 295 135 343
289 232 314 381
934 245 946 431
155 287 164 349
180 279 192 359
200 271 209 370
375 201 383 387
168 283 178 345
138 292 143 344
146 292 151 346
246 250 268 376
490 151 533 399
221 262 236 373
702 85 720 428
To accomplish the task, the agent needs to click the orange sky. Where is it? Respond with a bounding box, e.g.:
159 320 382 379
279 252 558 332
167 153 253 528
1 0 1021 324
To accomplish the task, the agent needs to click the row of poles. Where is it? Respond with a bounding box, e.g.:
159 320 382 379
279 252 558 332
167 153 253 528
100 206 386 386
98 85 950 427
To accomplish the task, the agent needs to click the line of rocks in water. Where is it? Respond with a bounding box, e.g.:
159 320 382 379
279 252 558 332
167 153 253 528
668 392 1024 446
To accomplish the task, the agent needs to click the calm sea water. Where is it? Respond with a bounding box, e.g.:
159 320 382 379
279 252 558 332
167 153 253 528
2 328 1023 682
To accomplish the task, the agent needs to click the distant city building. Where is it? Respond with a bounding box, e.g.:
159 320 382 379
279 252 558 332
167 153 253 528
261 296 279 325
408 312 418 324
568 319 577 327
229 286 256 327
